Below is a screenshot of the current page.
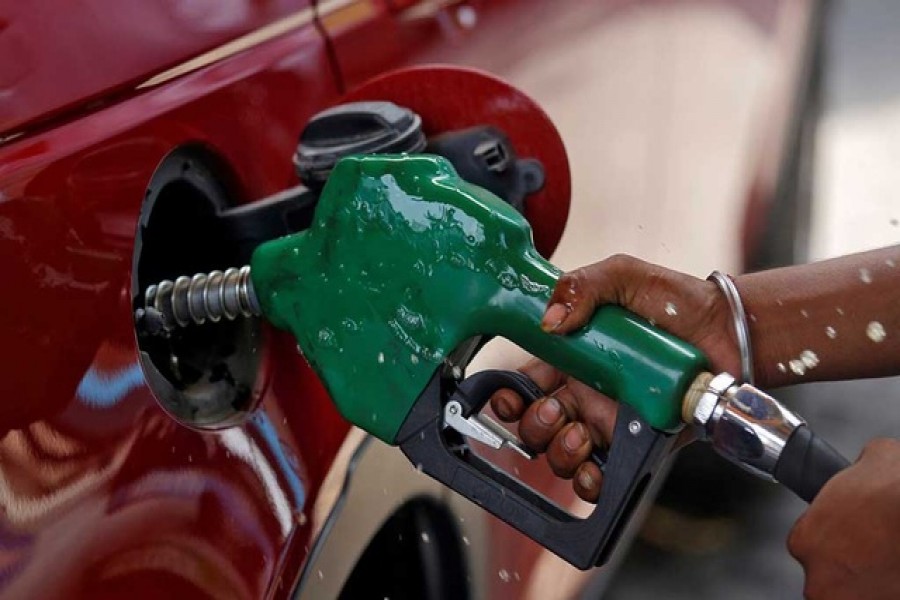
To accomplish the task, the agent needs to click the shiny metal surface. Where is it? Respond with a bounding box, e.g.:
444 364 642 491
689 372 736 429
142 266 261 334
707 271 755 384
444 400 535 460
690 376 806 480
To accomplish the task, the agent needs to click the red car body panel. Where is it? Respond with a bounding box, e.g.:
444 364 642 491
0 10 346 598
0 1 324 136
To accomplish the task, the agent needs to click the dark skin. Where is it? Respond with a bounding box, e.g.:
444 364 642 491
490 246 900 597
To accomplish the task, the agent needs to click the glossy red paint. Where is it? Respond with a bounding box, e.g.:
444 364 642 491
320 0 502 94
0 1 319 136
340 65 571 259
0 11 348 598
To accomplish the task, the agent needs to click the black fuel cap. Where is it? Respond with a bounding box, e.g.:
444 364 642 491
294 101 426 186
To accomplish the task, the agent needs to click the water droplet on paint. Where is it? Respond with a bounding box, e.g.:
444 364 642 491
777 362 787 373
462 536 470 546
860 268 873 284
665 302 678 316
377 352 385 364
836 307 845 316
317 570 324 580
421 532 430 543
789 360 806 376
498 569 511 583
410 354 420 365
867 321 886 343
826 326 837 339
800 309 809 318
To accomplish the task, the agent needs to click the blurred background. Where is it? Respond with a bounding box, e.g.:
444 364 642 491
433 0 900 596
603 2 900 597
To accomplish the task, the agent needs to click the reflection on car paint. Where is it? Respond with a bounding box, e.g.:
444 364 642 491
76 363 145 409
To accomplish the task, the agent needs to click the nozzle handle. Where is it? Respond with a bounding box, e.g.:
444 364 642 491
774 425 850 503
484 254 708 432
398 369 677 569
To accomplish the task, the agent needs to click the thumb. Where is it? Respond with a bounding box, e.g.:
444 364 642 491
541 254 653 334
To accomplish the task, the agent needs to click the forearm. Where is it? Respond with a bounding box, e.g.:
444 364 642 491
735 245 900 388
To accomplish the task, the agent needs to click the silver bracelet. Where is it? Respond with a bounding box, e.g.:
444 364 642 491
707 271 755 384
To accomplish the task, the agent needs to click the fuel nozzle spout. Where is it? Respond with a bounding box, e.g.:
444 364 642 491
136 266 261 336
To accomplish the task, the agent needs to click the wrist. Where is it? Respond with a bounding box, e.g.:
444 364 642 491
698 278 745 379
731 274 782 388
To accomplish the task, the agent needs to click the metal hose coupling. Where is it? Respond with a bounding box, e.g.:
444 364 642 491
136 266 261 336
683 372 805 481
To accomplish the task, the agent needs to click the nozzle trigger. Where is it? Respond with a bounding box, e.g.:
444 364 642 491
443 400 535 460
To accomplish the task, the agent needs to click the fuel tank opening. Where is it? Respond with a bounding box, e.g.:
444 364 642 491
131 145 264 428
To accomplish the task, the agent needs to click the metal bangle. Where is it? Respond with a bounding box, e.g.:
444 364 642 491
707 271 755 384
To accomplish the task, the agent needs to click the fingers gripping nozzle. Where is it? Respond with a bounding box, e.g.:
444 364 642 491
136 266 260 336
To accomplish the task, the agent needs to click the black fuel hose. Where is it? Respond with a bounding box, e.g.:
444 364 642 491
774 425 851 503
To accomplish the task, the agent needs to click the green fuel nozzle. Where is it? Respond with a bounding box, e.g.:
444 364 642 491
250 154 707 442
137 154 707 568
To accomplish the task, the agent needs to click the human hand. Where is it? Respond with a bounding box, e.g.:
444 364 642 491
491 254 738 501
788 438 900 600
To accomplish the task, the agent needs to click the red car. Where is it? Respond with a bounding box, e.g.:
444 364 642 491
0 1 821 598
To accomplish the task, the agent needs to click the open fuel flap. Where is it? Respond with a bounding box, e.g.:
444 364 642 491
133 65 571 428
